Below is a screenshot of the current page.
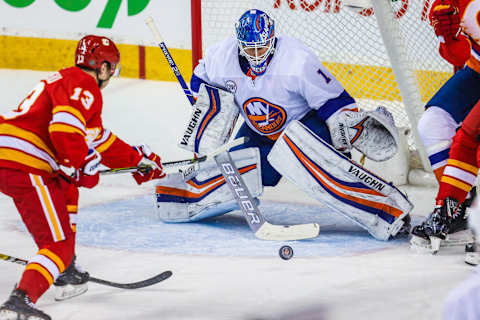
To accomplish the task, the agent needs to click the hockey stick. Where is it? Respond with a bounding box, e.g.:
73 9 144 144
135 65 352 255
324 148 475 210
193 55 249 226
214 151 320 241
145 16 195 106
99 137 248 175
99 156 207 175
0 253 172 289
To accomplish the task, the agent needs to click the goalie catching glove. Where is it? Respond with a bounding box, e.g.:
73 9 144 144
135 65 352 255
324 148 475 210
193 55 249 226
328 106 399 161
132 144 166 184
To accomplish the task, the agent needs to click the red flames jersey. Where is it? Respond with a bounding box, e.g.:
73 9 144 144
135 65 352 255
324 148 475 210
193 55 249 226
0 67 141 176
436 100 480 203
459 0 480 72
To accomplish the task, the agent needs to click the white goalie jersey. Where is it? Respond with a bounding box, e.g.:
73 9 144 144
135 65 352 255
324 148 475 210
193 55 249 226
193 35 355 138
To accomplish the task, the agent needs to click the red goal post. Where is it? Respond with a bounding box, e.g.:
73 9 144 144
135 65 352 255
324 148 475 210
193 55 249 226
191 0 453 184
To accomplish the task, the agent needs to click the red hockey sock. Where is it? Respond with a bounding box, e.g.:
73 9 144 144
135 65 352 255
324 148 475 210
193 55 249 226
17 237 74 303
437 128 479 203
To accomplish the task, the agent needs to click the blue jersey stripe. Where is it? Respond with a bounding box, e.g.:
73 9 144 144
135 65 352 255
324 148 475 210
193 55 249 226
428 148 451 166
316 90 355 121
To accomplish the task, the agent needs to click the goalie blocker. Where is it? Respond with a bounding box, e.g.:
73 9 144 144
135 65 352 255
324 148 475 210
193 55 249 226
179 83 239 155
268 120 412 240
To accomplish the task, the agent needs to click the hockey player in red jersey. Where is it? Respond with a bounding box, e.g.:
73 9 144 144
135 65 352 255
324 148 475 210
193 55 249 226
0 35 165 320
412 0 480 247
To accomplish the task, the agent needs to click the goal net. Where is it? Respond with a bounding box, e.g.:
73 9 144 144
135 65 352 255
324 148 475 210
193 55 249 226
192 0 452 182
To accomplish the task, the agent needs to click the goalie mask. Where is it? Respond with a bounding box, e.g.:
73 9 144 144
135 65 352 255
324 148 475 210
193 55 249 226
236 9 275 75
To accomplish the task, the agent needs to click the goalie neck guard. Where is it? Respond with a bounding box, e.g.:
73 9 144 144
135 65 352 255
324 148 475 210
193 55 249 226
236 9 275 76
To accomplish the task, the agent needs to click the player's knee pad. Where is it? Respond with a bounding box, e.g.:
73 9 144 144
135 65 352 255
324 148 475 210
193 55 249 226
155 147 262 222
418 106 459 170
268 120 413 240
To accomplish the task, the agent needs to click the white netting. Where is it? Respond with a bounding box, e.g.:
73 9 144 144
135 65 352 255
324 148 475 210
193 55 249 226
199 0 452 168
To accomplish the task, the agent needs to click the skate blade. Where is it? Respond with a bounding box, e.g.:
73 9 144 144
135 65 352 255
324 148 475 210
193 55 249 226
0 309 46 320
409 235 435 254
0 309 19 320
430 237 441 254
410 230 475 254
442 230 475 247
465 252 480 266
54 283 88 301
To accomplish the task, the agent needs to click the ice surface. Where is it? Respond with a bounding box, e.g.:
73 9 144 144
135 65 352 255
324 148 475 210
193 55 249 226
0 69 474 320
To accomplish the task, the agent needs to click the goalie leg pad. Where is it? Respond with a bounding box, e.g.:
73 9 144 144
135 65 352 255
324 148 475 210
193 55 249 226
178 83 239 155
155 148 262 222
267 120 413 240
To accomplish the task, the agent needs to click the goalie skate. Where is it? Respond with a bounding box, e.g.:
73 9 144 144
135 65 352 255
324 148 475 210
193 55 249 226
410 229 475 254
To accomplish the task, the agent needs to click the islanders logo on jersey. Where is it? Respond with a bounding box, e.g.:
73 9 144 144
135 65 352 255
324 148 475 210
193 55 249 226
243 97 287 135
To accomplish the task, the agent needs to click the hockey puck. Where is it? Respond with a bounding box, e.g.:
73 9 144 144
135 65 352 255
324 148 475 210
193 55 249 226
279 245 294 260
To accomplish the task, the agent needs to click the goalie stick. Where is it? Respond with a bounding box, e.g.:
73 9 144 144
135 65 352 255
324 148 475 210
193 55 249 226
0 253 172 289
214 151 320 241
145 16 195 106
99 137 249 175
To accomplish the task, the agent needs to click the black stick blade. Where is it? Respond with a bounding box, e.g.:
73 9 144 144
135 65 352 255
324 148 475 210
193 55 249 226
89 270 172 289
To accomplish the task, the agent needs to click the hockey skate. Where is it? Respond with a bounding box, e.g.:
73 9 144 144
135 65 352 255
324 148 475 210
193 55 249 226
464 243 480 266
53 256 89 301
397 214 411 236
0 288 51 320
410 197 475 254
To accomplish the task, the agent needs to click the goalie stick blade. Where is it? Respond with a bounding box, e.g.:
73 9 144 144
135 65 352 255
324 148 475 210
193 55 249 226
255 222 320 241
214 150 320 241
89 270 172 289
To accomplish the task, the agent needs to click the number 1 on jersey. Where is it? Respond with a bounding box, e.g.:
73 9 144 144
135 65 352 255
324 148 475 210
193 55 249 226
317 68 331 84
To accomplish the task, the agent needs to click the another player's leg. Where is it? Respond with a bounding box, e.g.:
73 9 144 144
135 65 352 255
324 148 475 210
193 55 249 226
411 189 476 252
52 184 89 301
412 68 480 247
53 255 90 301
0 170 75 320
412 101 480 253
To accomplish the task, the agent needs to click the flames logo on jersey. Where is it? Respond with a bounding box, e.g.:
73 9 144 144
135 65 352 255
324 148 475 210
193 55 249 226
242 98 287 135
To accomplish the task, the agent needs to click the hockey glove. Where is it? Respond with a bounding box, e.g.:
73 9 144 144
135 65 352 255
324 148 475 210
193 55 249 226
132 144 166 185
327 107 399 161
75 149 101 188
430 1 461 43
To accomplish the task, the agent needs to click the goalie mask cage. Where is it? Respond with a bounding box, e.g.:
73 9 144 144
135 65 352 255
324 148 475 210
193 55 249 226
191 0 452 182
